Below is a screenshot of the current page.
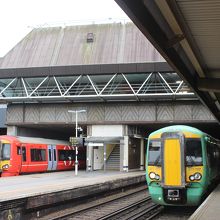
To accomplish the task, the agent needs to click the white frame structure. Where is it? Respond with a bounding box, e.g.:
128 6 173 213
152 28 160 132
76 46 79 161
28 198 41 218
0 72 195 103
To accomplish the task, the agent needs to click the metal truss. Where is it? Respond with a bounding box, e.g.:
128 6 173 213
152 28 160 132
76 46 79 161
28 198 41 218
0 72 195 103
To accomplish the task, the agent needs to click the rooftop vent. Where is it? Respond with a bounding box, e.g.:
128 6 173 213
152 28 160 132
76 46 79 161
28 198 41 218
87 33 94 43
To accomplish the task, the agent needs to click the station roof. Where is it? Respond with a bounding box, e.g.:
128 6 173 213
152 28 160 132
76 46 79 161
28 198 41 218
115 0 220 122
0 21 195 103
0 22 164 70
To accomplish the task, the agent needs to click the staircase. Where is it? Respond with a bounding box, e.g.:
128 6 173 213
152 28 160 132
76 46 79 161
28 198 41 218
106 145 120 170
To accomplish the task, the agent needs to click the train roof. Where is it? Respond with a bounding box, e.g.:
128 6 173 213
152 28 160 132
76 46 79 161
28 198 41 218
148 125 205 138
0 135 70 145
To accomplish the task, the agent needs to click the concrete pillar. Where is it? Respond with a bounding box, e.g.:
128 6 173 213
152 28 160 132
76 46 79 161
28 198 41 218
140 138 145 170
122 136 129 172
104 143 106 172
87 144 93 171
7 126 18 136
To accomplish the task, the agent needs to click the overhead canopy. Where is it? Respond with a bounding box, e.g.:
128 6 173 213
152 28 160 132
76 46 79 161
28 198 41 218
115 0 220 122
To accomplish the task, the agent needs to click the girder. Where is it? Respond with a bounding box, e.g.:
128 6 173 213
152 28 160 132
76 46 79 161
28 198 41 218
0 72 195 103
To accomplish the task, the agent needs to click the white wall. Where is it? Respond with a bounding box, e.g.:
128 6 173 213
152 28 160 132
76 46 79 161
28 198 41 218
91 125 123 137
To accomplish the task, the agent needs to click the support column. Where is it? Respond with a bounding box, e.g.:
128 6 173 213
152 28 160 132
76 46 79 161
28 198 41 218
122 136 129 172
140 138 145 170
104 143 106 172
87 144 93 171
7 126 18 136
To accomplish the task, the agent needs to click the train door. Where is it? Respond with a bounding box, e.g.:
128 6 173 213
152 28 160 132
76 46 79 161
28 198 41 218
47 145 57 170
164 138 182 186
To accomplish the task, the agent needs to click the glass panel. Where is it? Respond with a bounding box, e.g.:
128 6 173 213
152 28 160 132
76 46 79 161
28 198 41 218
148 140 161 166
17 146 21 155
53 149 56 161
49 149 52 161
2 143 11 160
58 150 75 161
185 139 202 166
31 149 46 161
22 147 26 161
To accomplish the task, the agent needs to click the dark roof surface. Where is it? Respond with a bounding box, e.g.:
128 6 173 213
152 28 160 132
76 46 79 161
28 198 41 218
0 22 164 68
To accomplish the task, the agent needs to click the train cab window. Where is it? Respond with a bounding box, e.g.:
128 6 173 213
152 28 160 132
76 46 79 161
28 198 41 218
148 140 161 166
22 147 26 162
58 150 75 161
1 143 11 160
31 149 46 161
185 139 202 166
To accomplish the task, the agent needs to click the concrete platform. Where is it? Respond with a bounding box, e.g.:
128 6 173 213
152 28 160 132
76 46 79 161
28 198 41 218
0 170 145 219
189 184 220 220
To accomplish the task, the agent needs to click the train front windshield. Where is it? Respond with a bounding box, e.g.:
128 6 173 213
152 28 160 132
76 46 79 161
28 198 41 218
185 139 202 166
148 140 161 166
0 143 11 160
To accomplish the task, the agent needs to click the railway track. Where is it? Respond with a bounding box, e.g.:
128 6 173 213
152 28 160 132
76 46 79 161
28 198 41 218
98 198 162 220
37 184 163 220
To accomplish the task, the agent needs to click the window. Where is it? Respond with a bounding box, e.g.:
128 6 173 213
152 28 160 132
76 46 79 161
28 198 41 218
54 149 56 161
49 149 52 161
58 150 75 161
31 149 46 161
22 147 26 162
185 139 202 166
17 146 21 155
1 143 11 160
207 140 220 169
148 140 161 166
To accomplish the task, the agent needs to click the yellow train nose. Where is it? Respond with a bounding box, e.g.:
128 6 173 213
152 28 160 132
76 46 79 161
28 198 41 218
164 139 182 186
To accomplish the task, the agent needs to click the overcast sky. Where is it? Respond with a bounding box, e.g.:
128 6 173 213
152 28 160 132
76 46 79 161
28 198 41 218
0 0 129 57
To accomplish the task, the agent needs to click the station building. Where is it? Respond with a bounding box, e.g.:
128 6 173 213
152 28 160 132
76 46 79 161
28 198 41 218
0 21 217 172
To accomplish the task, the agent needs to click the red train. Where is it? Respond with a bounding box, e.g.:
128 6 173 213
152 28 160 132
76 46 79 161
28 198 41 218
0 135 86 177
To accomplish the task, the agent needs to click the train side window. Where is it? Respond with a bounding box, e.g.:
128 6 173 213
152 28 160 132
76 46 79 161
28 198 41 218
148 140 161 166
17 146 21 155
58 150 75 161
207 141 218 169
22 147 26 162
31 149 46 161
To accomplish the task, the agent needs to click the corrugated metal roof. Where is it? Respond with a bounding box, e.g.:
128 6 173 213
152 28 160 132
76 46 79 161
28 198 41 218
0 22 164 68
176 0 220 69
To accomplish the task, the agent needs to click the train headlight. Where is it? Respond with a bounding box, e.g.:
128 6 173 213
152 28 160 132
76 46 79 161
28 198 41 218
155 174 160 180
149 172 156 179
2 164 9 170
189 172 202 181
194 172 202 180
189 175 195 181
149 172 160 180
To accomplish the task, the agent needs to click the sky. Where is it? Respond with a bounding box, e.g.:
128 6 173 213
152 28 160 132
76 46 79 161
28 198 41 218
0 0 129 57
